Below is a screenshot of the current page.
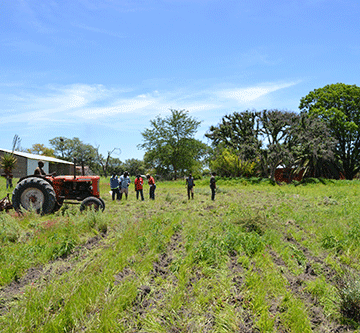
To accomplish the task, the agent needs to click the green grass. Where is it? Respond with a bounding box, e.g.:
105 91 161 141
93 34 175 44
1 176 360 332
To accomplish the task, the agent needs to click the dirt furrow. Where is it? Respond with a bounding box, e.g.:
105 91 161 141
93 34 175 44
115 231 183 331
228 253 257 333
269 239 354 332
0 234 105 316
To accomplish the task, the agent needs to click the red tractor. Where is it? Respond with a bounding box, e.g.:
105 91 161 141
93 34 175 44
12 174 105 214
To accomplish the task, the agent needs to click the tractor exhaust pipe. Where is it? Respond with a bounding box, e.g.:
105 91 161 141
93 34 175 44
73 158 77 179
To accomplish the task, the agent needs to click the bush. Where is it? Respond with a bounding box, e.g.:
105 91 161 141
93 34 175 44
209 148 258 177
51 235 76 259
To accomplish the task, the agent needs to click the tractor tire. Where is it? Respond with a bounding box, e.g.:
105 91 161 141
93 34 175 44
98 197 105 211
80 196 105 212
12 177 56 215
53 199 64 212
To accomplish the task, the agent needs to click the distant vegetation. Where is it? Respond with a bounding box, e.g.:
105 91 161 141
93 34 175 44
15 83 360 182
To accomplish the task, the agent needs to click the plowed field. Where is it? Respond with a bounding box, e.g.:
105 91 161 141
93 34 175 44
1 178 360 332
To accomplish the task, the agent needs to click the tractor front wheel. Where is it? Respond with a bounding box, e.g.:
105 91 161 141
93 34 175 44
80 197 105 212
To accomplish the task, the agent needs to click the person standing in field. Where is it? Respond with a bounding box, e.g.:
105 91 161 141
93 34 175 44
134 174 144 201
186 173 195 199
119 171 131 200
110 173 120 200
5 174 13 189
210 172 216 201
146 174 156 200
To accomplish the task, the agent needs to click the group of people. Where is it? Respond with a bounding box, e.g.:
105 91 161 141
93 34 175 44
110 172 156 201
111 172 217 202
31 161 216 201
134 173 156 200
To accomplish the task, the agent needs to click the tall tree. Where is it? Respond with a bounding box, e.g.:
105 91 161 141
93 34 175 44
207 109 299 180
258 109 299 180
138 109 205 179
123 158 146 176
291 114 339 179
205 110 261 160
49 137 97 174
49 137 75 160
299 83 360 179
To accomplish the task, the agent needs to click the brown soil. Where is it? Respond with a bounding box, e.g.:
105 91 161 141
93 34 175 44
0 234 105 315
270 228 356 332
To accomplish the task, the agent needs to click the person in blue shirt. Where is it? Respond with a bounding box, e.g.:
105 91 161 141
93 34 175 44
119 171 131 200
110 173 120 200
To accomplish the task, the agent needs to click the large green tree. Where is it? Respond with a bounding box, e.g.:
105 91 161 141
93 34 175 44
291 114 339 179
205 110 261 160
49 137 97 174
103 157 124 176
26 143 55 157
257 109 299 180
299 83 360 179
123 158 146 176
138 109 207 179
206 108 340 181
206 109 300 180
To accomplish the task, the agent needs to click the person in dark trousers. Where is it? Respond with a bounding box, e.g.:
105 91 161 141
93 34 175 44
210 172 216 200
146 174 156 200
34 160 46 176
135 174 144 201
119 171 131 200
5 174 13 189
110 173 120 200
186 173 195 199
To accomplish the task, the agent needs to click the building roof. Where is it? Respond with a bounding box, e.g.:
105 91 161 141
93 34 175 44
0 148 74 165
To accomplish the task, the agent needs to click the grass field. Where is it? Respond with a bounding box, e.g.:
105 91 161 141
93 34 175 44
1 176 360 332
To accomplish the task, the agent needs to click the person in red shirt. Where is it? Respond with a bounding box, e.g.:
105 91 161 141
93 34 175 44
146 174 156 200
134 175 144 201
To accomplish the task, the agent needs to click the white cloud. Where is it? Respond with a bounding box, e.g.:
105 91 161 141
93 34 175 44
0 84 110 123
172 103 219 113
73 23 126 38
0 80 301 127
78 98 156 119
219 81 300 104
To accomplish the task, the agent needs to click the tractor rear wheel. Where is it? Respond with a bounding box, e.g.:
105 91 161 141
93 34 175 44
12 177 56 214
80 196 105 212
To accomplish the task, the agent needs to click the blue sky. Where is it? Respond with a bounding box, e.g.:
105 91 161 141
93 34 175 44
1 0 359 161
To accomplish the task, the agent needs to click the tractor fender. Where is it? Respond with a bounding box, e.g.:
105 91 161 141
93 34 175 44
17 175 53 186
